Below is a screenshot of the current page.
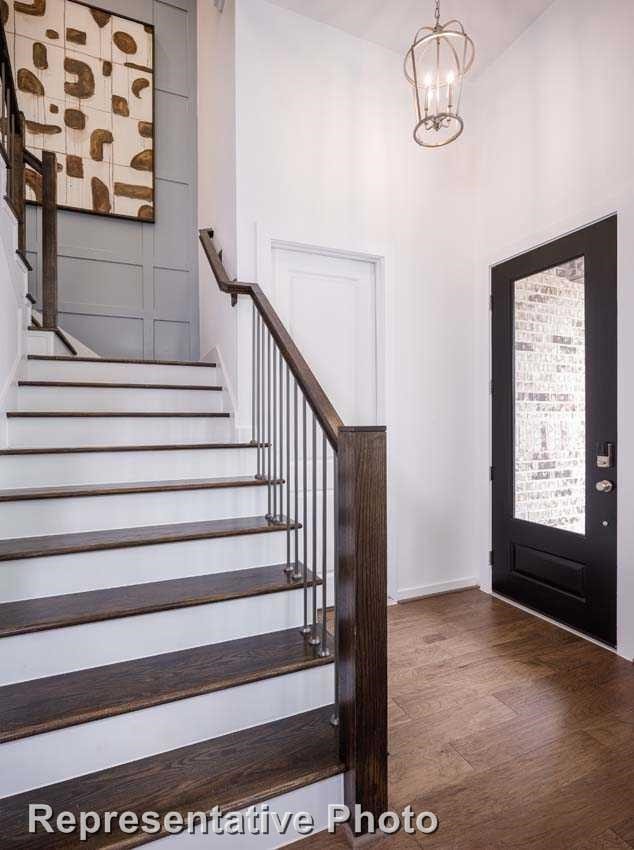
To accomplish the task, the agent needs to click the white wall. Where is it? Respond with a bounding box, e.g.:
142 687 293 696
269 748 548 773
471 0 634 659
197 0 240 395
198 0 634 653
232 0 478 600
0 158 28 448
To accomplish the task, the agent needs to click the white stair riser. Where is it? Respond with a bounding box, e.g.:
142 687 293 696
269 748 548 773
22 360 219 386
0 486 270 538
0 666 334 797
0 448 259 488
8 415 234 447
17 386 225 413
157 777 343 849
0 589 313 684
0 533 290 601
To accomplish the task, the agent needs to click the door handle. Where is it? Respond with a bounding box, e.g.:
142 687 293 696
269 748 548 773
595 480 614 494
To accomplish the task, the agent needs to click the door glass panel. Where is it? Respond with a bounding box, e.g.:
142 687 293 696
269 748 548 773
514 257 586 534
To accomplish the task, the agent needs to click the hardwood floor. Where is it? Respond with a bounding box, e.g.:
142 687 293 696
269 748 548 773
304 589 634 850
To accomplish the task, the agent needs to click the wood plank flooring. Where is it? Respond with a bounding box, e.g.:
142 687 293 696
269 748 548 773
303 589 634 850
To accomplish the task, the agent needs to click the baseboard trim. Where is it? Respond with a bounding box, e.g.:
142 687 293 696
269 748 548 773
396 577 479 604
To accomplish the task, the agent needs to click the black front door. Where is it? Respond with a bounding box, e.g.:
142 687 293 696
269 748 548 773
491 217 617 646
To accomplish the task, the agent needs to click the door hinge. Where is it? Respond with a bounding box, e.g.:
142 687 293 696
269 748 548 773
489 550 495 567
490 379 494 396
490 466 495 482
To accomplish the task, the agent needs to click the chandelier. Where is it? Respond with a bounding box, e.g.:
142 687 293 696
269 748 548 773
404 0 475 148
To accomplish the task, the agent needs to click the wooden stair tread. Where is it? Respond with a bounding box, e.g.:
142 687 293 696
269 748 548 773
27 355 217 368
0 706 343 848
7 411 231 418
0 475 276 502
0 442 259 456
0 628 332 743
0 516 297 562
19 380 223 391
0 563 312 637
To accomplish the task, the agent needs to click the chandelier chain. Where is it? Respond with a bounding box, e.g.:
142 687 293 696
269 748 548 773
434 0 440 25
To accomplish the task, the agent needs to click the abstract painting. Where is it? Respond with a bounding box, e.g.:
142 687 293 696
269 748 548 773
2 0 155 220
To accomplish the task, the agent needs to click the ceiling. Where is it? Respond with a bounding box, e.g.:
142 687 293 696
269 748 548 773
265 0 555 75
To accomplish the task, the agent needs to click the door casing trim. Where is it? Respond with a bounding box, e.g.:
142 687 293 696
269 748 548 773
254 223 396 599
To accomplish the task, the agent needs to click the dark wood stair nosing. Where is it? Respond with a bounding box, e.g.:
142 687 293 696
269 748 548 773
18 380 224 392
0 706 343 849
0 475 282 503
28 355 217 368
0 629 334 743
0 515 300 562
0 442 261 456
7 411 231 419
0 563 316 638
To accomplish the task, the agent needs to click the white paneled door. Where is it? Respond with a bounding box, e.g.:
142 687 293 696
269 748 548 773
272 245 379 425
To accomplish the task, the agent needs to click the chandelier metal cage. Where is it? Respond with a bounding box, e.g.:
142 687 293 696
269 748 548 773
404 0 475 148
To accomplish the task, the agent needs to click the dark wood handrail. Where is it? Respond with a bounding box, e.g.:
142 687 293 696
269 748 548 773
23 148 43 173
200 224 388 839
199 227 344 448
1 16 58 329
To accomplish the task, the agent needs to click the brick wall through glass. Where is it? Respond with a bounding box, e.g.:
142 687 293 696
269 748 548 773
513 257 586 534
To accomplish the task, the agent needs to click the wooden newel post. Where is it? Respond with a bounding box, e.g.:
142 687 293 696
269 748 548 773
41 149 58 330
336 426 388 841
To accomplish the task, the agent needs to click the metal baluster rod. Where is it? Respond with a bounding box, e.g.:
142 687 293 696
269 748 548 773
284 361 293 574
266 330 272 520
261 315 265 475
278 350 284 523
251 303 256 446
309 413 320 647
300 397 311 636
292 379 302 581
255 311 261 478
331 451 340 726
1 63 6 152
272 342 278 520
319 432 330 657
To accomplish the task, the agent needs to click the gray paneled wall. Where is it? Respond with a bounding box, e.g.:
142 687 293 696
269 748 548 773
27 0 198 361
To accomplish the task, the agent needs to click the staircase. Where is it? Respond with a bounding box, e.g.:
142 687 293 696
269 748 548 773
0 353 343 847
0 12 387 844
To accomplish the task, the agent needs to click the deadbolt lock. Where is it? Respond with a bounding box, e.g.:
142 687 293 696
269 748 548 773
595 480 614 494
597 442 615 469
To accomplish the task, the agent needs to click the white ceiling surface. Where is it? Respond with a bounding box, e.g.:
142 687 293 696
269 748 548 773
265 0 556 75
